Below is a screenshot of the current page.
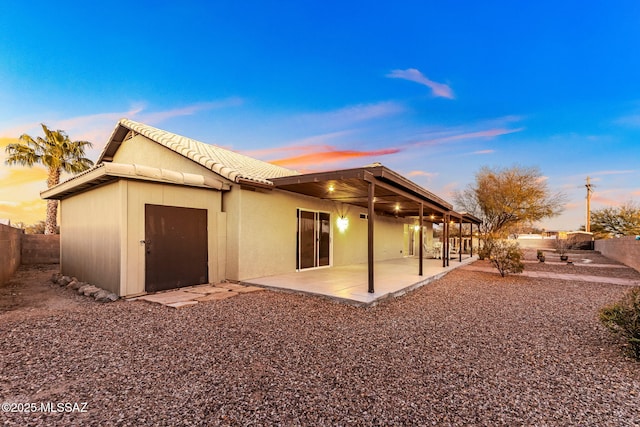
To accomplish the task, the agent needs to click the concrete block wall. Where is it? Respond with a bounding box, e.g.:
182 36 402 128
0 224 23 285
595 236 640 273
514 238 556 250
21 234 60 264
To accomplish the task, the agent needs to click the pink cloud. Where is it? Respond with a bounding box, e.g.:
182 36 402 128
387 68 454 99
241 131 351 158
270 147 401 169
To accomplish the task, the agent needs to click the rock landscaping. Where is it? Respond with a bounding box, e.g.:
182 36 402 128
1 253 639 426
50 273 119 303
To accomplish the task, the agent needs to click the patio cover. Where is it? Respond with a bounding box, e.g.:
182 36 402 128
270 164 481 293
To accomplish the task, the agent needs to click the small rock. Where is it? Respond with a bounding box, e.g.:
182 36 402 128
71 281 85 290
105 293 119 302
93 290 110 301
50 273 62 283
96 292 119 303
82 286 101 297
77 284 92 294
58 276 72 287
66 280 78 289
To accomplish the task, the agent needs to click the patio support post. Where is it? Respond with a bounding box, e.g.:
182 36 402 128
459 217 463 262
419 203 423 276
470 223 473 257
367 177 375 293
446 216 450 267
442 215 447 268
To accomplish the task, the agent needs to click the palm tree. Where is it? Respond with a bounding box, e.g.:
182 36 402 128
5 124 94 234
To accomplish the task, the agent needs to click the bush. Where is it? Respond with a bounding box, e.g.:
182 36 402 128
599 287 640 360
478 237 495 260
489 239 524 277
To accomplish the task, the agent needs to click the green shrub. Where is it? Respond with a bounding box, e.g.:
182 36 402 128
478 237 495 260
489 240 524 277
599 287 640 360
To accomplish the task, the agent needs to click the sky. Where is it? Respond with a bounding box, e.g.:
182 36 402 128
1 1 639 230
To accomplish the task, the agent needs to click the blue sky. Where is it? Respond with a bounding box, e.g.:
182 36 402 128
1 1 639 229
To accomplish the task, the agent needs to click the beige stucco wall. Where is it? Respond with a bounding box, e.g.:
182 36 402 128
225 187 408 281
60 181 122 293
403 222 435 256
112 134 228 181
122 180 223 296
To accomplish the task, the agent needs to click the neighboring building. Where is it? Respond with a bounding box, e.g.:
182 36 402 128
42 119 479 297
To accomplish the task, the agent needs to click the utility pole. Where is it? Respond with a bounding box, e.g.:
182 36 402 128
585 176 593 232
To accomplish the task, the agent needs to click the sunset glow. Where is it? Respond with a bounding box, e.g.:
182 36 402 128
1 2 639 230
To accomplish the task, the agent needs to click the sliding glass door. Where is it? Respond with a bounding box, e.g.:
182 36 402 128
297 209 331 270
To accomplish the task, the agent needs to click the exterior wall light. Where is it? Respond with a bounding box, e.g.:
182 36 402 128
413 225 421 231
337 216 349 233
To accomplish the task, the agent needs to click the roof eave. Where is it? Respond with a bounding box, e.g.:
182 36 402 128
41 163 230 200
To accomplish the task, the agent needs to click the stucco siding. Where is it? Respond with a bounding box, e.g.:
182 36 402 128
232 188 407 281
222 187 242 281
60 181 122 293
112 134 230 183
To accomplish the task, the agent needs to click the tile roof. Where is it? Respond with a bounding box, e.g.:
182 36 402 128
99 119 299 186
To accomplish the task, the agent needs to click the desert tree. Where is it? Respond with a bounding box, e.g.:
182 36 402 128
5 124 93 234
589 201 640 238
454 165 566 254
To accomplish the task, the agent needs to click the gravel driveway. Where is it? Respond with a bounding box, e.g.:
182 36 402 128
1 254 639 426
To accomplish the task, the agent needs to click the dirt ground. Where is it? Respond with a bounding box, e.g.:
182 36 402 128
0 264 87 321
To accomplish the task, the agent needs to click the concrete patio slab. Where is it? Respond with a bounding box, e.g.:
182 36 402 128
243 256 477 306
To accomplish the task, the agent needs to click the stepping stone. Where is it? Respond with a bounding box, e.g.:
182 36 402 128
194 291 239 302
184 286 226 295
138 290 205 305
166 301 199 309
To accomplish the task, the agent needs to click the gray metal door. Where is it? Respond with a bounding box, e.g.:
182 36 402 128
145 204 208 292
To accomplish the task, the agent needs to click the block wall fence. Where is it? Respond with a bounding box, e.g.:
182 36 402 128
595 236 640 273
0 223 60 285
0 224 23 285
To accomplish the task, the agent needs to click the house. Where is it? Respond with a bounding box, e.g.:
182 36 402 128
42 119 480 298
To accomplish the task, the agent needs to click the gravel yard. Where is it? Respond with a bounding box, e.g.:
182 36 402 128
1 256 639 426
